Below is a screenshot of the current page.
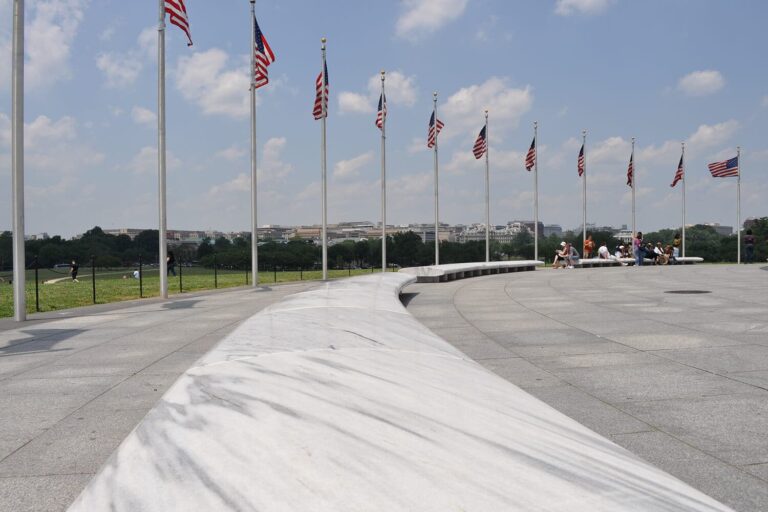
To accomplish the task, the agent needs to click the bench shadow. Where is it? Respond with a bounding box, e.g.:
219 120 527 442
399 292 419 307
0 329 84 357
163 300 202 310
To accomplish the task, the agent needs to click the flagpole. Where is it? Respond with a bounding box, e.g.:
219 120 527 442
11 0 25 321
533 121 539 261
737 146 741 264
582 129 586 254
631 137 636 239
157 0 168 299
433 92 440 265
249 0 259 286
484 110 490 263
682 142 686 258
380 70 386 273
320 38 328 280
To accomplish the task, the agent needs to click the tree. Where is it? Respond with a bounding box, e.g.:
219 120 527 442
197 237 214 259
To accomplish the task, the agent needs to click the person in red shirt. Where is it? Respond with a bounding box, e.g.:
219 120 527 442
583 235 595 259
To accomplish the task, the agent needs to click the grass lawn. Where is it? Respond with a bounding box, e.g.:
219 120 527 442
0 266 390 318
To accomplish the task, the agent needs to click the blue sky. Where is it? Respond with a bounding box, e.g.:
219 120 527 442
1 0 766 237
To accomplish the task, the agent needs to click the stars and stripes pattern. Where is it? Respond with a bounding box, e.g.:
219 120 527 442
375 94 387 130
313 61 329 120
671 154 684 187
473 126 487 159
525 136 536 171
164 0 192 46
626 153 634 187
427 112 444 148
708 156 739 177
577 144 585 176
252 16 275 89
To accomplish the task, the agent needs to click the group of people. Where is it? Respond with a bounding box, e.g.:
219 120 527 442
553 233 686 268
629 232 682 266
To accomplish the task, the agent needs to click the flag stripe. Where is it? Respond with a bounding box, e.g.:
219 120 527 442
671 155 684 187
165 0 192 46
375 94 387 130
427 111 444 148
253 16 275 89
708 156 739 177
626 153 634 187
473 126 487 159
577 144 585 177
525 136 536 171
313 61 329 120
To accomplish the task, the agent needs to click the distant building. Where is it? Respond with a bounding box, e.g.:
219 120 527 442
700 223 733 236
543 224 562 237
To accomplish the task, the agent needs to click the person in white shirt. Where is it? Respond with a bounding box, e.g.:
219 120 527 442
597 244 611 259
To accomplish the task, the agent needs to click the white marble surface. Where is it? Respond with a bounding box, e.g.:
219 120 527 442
68 273 732 512
614 256 704 265
399 260 542 278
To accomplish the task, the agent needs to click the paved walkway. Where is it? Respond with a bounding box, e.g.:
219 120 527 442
404 264 768 512
0 282 317 512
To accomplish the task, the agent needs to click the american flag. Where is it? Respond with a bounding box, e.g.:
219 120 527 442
577 144 585 176
375 94 387 130
626 153 634 187
427 111 444 148
671 154 684 187
473 126 487 159
253 16 275 89
313 61 329 120
525 136 536 171
164 0 192 46
708 156 739 177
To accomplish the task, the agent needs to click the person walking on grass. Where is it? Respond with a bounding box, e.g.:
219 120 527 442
70 260 79 282
167 250 177 277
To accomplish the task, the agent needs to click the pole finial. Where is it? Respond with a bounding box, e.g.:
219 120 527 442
582 129 586 137
433 91 437 99
321 37 326 43
381 69 385 77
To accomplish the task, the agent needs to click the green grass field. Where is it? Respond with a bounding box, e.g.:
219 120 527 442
0 266 387 318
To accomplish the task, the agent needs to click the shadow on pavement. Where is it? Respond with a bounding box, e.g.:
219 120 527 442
0 328 84 357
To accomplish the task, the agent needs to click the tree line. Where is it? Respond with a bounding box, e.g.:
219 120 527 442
0 219 765 272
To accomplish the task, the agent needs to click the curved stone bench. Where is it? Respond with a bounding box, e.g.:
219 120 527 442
68 273 731 512
615 257 704 266
399 260 543 282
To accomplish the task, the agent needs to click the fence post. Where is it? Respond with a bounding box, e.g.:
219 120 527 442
214 254 218 289
300 267 303 280
273 264 277 283
179 261 183 294
91 255 96 304
245 267 249 286
348 264 351 277
34 257 40 312
139 255 143 298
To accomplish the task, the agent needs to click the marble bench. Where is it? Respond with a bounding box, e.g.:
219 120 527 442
575 257 703 267
399 260 543 283
68 273 731 512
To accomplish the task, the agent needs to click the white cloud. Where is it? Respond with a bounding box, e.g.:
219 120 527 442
688 120 738 148
554 0 615 16
216 145 246 161
338 92 373 114
442 77 533 137
333 151 374 179
369 71 418 107
127 146 181 174
260 137 293 181
137 26 157 58
24 0 87 89
131 106 156 126
677 70 725 97
396 0 468 40
209 173 250 196
175 48 250 118
339 71 418 114
96 52 142 88
99 26 115 42
25 115 76 147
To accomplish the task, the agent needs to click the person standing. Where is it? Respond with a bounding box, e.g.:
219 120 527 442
744 229 756 264
672 233 681 258
167 250 177 277
583 235 595 259
70 260 79 283
633 232 644 266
